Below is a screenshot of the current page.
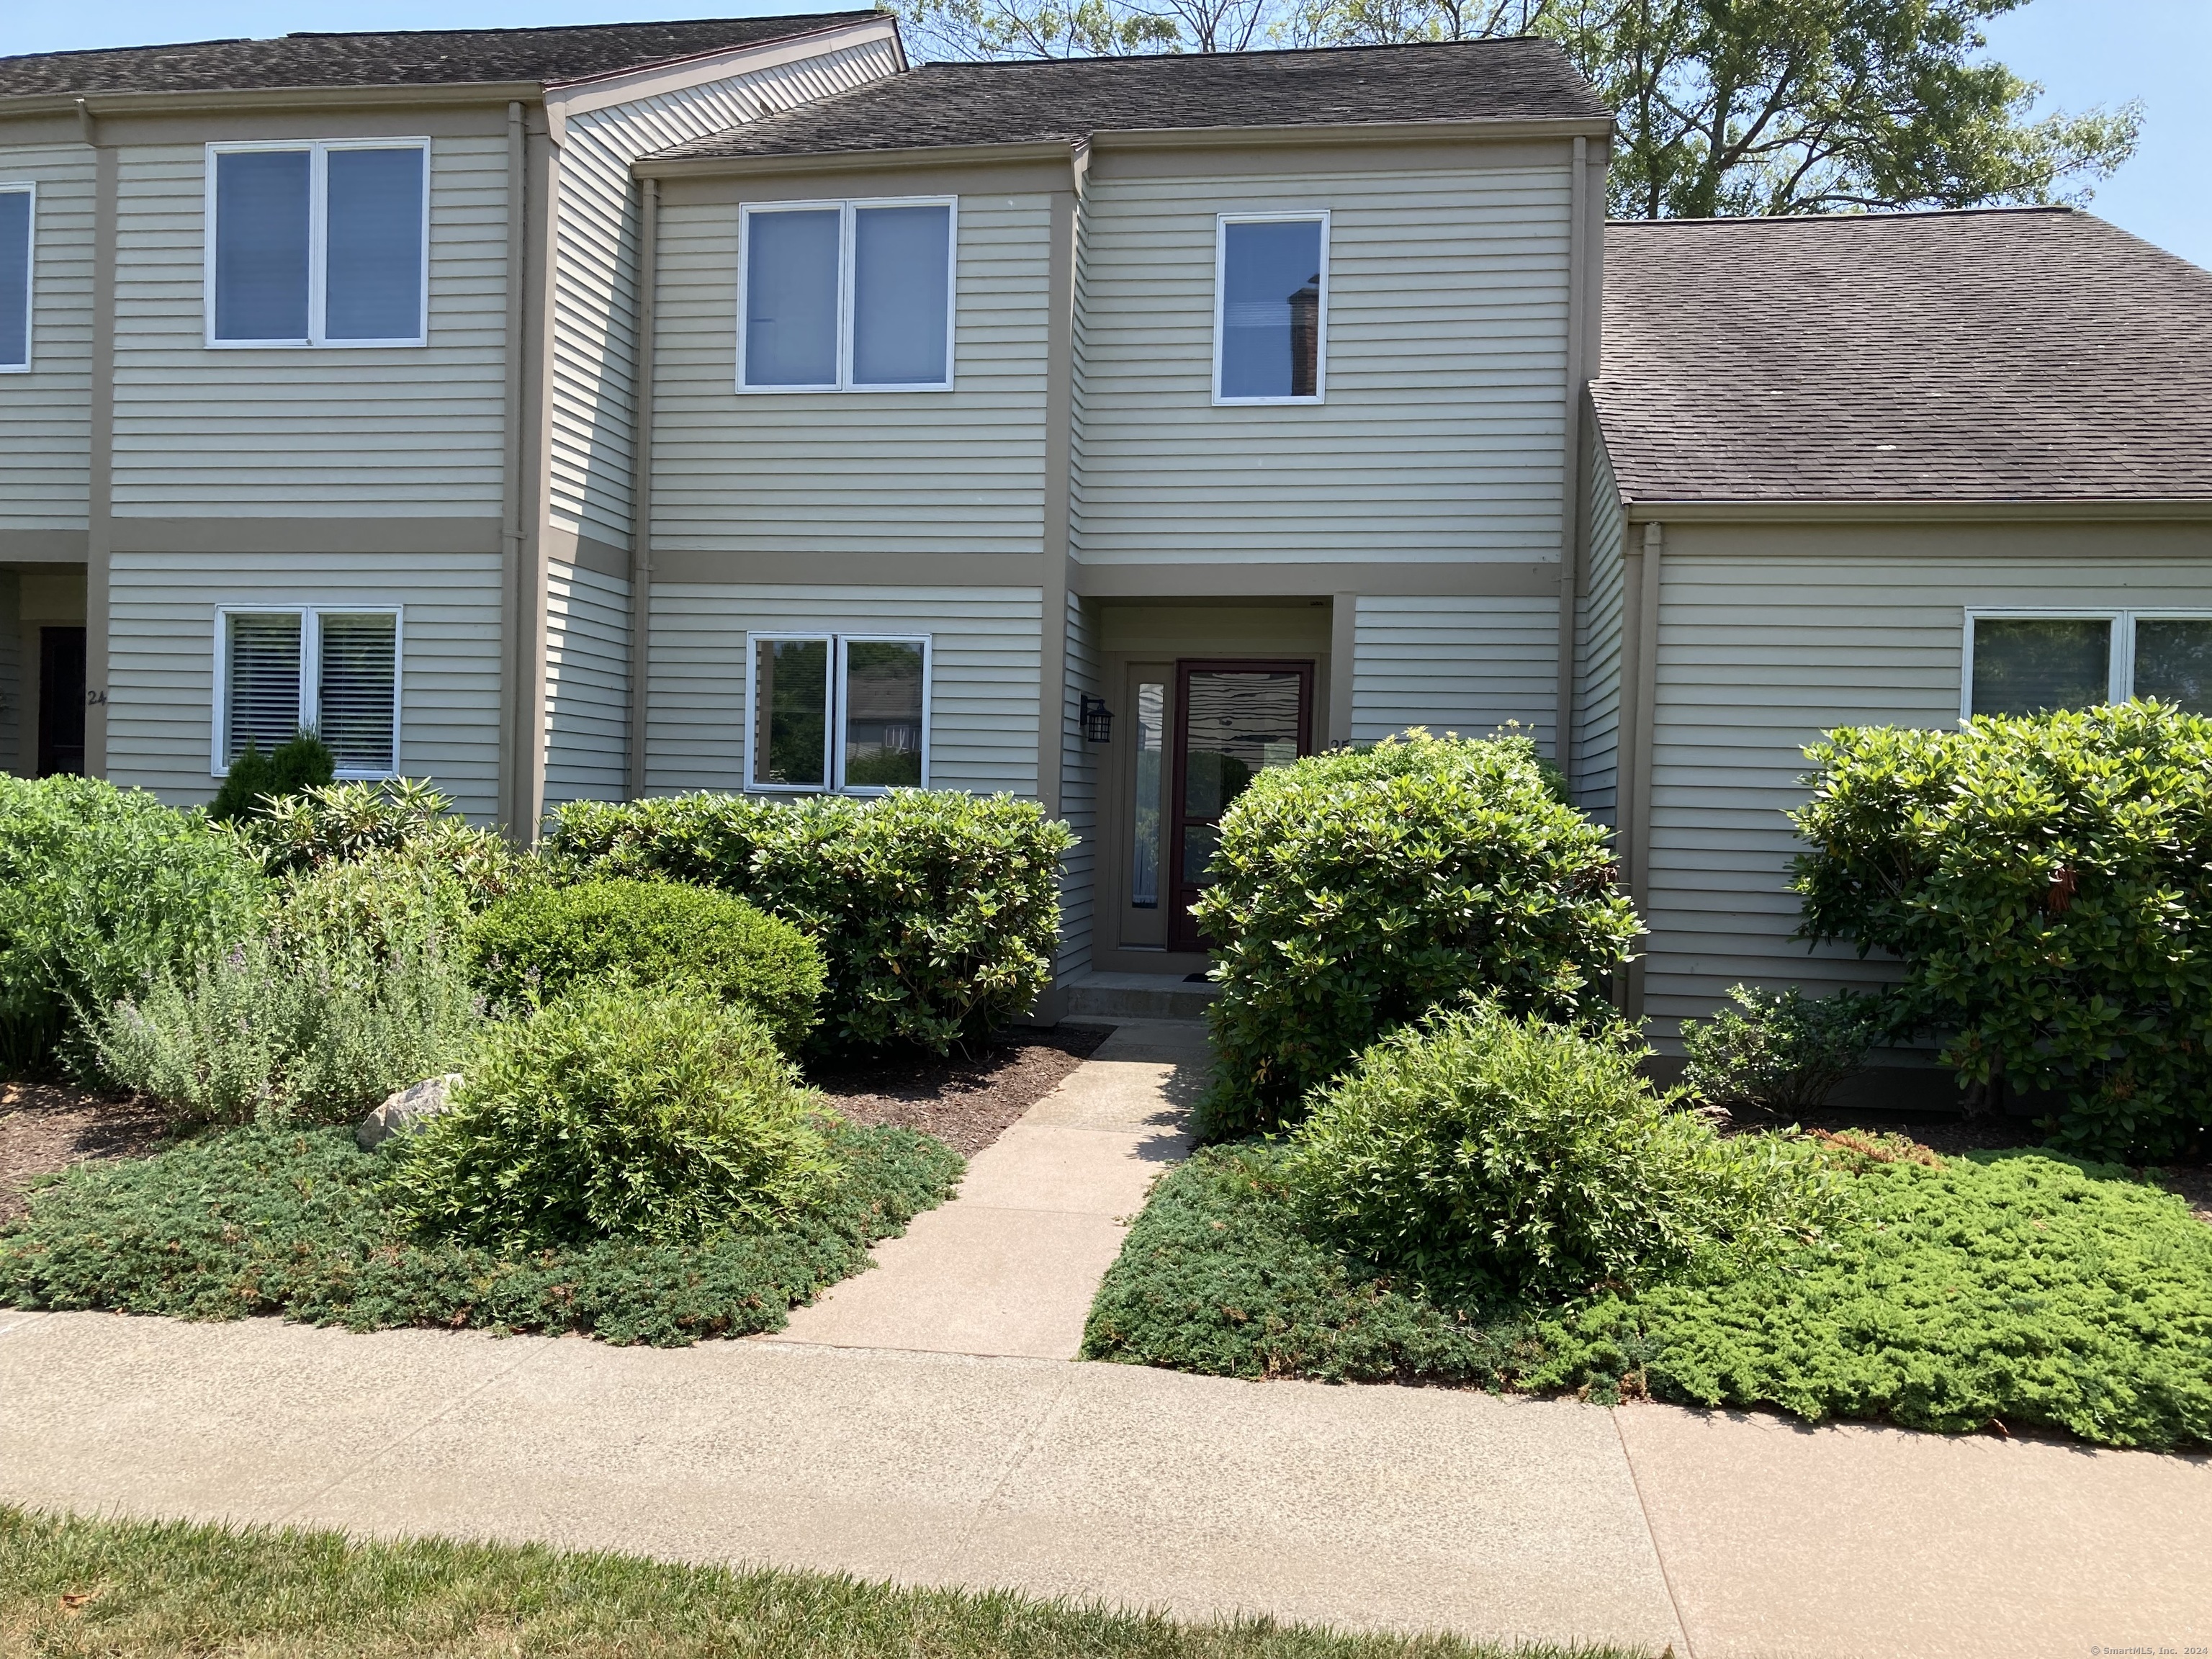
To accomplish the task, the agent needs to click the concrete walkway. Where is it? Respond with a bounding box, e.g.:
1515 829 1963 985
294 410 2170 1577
1 1020 2208 1656
779 1018 1205 1359
1 1310 2207 1658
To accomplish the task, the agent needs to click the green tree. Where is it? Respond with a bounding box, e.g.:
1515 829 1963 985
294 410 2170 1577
889 0 2139 222
1539 0 2140 218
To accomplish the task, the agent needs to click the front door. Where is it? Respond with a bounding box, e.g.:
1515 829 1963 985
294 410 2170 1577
37 626 86 778
1168 659 1314 950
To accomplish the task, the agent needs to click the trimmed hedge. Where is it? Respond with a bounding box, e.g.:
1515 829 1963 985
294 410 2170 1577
0 776 266 1074
387 986 839 1249
541 791 1072 1055
1793 702 2212 1159
466 879 824 1053
1283 1002 1840 1301
1194 733 1637 1136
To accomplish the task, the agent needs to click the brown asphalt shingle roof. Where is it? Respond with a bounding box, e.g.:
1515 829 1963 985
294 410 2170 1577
1593 207 2212 505
648 38 1604 161
0 13 879 99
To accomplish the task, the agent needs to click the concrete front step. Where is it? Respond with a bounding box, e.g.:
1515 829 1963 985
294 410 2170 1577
1063 970 1218 1022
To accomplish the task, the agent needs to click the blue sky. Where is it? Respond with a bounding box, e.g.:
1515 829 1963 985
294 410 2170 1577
4 0 2204 267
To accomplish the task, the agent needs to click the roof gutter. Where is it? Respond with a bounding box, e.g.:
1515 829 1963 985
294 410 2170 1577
635 137 1084 181
1622 498 2212 525
637 111 1613 180
0 79 548 122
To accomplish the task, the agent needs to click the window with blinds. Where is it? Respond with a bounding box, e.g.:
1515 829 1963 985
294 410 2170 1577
217 606 399 776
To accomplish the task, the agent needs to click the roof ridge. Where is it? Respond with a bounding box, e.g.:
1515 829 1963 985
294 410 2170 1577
284 11 871 43
1 12 873 66
916 35 1554 68
1606 204 2077 228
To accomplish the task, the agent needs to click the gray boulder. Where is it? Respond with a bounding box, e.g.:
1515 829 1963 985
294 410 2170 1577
357 1073 463 1151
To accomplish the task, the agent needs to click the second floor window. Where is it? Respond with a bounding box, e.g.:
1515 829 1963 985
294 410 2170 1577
739 198 954 392
207 140 428 348
1215 212 1328 405
0 183 30 372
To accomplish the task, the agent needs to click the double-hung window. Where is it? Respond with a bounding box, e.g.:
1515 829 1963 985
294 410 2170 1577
1964 609 2212 718
1214 211 1328 405
0 182 31 372
749 634 929 793
206 140 428 347
739 197 955 392
215 606 402 778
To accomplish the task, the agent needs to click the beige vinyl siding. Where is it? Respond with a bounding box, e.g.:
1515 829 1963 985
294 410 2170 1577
1351 593 1560 752
105 547 502 816
543 562 630 808
550 36 899 548
109 137 508 513
1571 415 1626 821
652 194 1052 561
1641 526 2212 1037
1058 591 1100 976
0 143 94 530
644 584 1042 796
1073 159 1572 567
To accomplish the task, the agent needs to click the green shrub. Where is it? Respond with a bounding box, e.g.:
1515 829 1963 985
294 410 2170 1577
1792 702 2212 1159
1681 984 1879 1112
542 791 1072 1055
94 863 480 1128
0 776 266 1073
1282 1001 1840 1303
387 986 840 1249
250 778 528 909
208 731 335 824
1194 732 1638 1136
1085 1138 2212 1450
465 880 823 1053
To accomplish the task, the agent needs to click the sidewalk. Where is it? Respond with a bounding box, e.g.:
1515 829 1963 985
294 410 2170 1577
779 1018 1204 1358
1 1020 2208 1657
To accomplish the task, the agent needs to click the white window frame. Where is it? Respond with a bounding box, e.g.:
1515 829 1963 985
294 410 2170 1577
210 603 404 779
1959 608 2212 721
203 139 431 350
745 630 932 795
1212 209 1330 408
0 181 32 374
736 196 958 394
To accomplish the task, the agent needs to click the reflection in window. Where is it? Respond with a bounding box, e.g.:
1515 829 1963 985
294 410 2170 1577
753 637 829 787
2134 619 2212 713
1131 682 1162 909
1970 617 2110 716
842 639 925 788
1218 217 1325 401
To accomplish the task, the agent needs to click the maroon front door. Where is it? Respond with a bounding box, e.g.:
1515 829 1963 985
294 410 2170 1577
1167 659 1314 950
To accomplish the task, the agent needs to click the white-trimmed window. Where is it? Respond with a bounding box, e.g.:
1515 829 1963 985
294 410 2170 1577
0 181 31 372
1963 609 2212 719
739 197 955 392
206 140 428 347
1214 211 1328 405
215 606 402 778
748 633 929 793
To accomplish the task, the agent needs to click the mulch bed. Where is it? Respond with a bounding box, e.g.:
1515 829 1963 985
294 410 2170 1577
808 1024 1114 1156
0 1082 171 1226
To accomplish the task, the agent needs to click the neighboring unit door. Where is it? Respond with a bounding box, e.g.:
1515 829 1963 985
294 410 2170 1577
37 626 86 778
1168 659 1314 950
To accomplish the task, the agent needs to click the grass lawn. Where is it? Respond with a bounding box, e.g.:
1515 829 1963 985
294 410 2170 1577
1083 1141 2212 1451
0 1506 1644 1659
0 1120 960 1346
